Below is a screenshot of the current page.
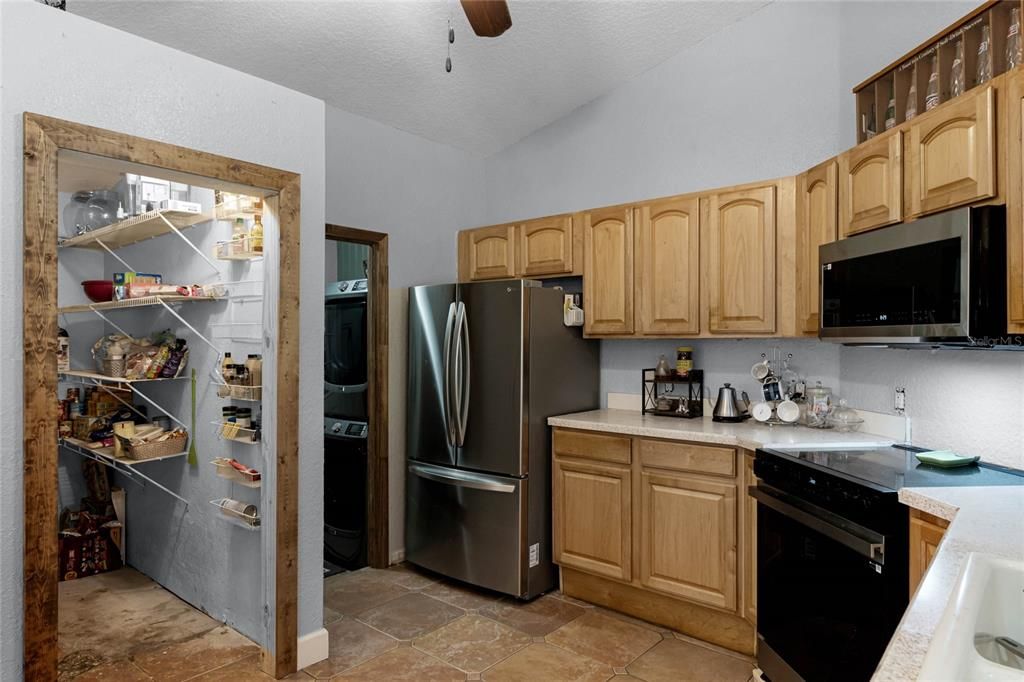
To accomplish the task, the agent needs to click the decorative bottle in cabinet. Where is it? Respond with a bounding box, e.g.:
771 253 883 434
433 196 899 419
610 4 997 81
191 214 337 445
925 54 941 111
885 83 896 130
250 214 264 253
906 65 918 120
950 40 965 99
977 24 993 85
1009 7 1023 71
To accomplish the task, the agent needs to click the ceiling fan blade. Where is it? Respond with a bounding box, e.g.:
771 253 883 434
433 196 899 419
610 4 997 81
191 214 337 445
460 0 512 38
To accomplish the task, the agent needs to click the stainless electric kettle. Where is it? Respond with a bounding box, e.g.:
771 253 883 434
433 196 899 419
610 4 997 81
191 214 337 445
712 383 751 423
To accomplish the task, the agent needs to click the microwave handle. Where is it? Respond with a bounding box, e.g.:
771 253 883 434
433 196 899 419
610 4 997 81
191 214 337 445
750 484 886 564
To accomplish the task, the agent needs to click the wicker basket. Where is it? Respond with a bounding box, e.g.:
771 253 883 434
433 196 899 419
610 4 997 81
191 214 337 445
120 436 187 461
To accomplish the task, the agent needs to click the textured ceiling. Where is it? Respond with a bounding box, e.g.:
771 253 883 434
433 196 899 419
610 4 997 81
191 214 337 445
69 0 770 155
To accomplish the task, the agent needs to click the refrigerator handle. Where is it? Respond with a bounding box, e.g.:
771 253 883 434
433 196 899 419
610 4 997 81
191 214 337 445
442 302 457 446
408 462 515 493
456 302 471 446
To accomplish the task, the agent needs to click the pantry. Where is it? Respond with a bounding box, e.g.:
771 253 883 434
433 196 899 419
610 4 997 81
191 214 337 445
22 114 301 679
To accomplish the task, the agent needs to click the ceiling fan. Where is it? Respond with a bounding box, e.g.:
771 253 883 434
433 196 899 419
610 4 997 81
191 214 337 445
460 0 512 38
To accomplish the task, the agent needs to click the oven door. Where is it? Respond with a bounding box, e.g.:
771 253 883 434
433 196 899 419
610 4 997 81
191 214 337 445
752 484 906 682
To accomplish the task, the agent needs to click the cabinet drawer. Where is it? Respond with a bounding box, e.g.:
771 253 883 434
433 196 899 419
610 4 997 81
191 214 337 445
553 428 631 464
638 439 735 478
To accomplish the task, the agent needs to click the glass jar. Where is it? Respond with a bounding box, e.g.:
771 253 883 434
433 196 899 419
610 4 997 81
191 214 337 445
675 346 693 377
804 381 833 429
828 399 865 432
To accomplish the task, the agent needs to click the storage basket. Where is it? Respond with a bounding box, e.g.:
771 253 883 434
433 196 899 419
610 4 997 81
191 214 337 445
98 356 127 378
120 435 187 460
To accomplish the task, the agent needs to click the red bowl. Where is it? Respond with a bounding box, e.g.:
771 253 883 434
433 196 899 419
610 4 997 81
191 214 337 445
82 280 114 302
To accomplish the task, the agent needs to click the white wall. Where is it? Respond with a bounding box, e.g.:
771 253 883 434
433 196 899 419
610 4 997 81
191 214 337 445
0 2 326 677
324 104 486 558
478 0 1023 469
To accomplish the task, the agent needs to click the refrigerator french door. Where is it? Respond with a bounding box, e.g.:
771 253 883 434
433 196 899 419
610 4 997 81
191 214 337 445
405 280 598 599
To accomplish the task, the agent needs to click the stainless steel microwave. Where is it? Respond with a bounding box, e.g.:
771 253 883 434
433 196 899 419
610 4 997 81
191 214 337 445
819 206 1006 346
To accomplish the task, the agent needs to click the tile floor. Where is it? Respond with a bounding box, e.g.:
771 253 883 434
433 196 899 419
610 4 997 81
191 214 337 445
59 564 755 681
314 564 756 681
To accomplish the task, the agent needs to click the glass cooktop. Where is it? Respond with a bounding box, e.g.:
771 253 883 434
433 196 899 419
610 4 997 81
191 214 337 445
760 445 1024 492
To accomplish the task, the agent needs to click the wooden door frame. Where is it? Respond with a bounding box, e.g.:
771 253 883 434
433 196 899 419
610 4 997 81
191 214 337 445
22 113 301 679
324 224 389 569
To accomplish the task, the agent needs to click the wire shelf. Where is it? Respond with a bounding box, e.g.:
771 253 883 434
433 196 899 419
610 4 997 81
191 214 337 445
210 498 261 529
59 208 210 250
59 294 222 314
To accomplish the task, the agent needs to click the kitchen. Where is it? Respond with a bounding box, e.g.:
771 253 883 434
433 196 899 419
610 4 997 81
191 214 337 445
3 1 1024 681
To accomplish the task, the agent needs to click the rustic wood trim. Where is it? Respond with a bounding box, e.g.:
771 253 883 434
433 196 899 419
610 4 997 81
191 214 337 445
23 113 302 680
325 223 390 569
22 114 61 682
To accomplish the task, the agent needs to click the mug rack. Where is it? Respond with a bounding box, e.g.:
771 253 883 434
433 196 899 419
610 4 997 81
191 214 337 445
641 368 704 419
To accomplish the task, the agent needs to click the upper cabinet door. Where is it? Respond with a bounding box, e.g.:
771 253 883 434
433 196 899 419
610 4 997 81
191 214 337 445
461 224 517 281
838 132 902 237
1010 73 1024 335
796 160 838 335
908 86 995 218
584 206 634 335
705 185 776 334
520 214 574 277
636 196 700 335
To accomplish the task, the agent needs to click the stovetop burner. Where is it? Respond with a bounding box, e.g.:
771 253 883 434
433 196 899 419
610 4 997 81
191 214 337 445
761 444 1024 492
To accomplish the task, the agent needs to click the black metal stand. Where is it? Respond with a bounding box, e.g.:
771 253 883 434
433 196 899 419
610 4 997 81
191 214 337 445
642 369 704 419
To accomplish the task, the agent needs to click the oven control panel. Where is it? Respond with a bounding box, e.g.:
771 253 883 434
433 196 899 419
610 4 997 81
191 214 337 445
324 418 368 439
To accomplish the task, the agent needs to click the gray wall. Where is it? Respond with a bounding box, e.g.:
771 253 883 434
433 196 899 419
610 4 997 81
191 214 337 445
0 2 326 677
478 1 1022 468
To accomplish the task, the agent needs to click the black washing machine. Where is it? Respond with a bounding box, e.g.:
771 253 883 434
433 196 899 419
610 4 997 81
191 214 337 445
324 417 368 572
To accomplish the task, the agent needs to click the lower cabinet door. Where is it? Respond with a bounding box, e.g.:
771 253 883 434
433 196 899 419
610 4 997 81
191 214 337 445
553 457 632 581
639 470 737 611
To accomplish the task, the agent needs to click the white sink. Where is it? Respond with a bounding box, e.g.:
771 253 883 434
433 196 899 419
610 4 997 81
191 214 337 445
919 553 1024 681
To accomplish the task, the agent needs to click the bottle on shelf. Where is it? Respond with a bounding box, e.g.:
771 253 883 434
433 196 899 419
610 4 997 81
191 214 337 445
231 218 248 255
250 214 264 254
1009 7 1023 71
978 24 993 85
925 53 941 111
884 82 896 130
865 103 877 139
950 39 965 99
221 352 233 379
906 65 919 121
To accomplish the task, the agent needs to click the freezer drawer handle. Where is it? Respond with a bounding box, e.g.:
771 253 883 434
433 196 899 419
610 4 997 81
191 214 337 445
442 302 458 446
749 484 886 564
409 463 516 493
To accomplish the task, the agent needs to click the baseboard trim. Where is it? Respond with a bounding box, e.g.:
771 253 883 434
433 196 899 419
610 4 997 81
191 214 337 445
390 549 405 565
297 627 329 670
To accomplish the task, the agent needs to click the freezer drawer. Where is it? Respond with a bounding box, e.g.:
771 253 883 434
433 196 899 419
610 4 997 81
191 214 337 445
405 461 525 596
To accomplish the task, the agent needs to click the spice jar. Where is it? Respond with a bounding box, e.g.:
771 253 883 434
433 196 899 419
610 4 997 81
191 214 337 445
236 408 252 429
676 347 693 377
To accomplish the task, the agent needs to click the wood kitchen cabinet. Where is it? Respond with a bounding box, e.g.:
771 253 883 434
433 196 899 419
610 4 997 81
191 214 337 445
838 131 903 237
908 509 949 595
519 214 577 277
583 206 634 335
796 160 837 335
458 223 517 280
1008 71 1024 334
704 184 777 334
639 469 737 611
552 430 632 582
741 454 757 624
635 196 700 335
908 86 995 217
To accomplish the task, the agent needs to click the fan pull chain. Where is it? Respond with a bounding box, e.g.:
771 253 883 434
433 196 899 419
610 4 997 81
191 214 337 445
446 16 454 72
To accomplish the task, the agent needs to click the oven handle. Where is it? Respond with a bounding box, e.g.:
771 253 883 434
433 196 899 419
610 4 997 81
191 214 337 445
750 484 887 565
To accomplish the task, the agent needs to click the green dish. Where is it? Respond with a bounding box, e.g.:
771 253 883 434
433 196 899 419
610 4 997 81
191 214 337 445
915 450 980 468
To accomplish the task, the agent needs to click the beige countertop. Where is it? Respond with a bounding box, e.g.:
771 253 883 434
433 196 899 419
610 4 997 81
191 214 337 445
873 485 1024 681
547 408 895 451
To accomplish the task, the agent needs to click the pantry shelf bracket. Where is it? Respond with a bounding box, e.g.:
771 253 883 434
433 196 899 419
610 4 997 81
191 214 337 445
60 440 190 507
88 308 135 339
124 382 189 430
94 238 135 273
157 298 222 356
159 213 222 277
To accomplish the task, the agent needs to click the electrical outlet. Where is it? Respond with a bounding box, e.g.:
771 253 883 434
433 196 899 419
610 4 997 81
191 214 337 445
894 386 906 413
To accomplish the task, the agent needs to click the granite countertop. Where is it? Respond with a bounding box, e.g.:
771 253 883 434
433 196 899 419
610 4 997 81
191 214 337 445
873 485 1024 681
547 408 895 451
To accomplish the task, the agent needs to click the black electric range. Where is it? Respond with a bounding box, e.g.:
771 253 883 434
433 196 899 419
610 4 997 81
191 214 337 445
751 445 1023 682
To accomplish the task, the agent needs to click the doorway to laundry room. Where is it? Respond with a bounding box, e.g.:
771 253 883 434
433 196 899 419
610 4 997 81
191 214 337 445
323 226 389 578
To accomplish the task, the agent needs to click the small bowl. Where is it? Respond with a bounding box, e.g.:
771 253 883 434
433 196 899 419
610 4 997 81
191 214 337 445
82 280 114 302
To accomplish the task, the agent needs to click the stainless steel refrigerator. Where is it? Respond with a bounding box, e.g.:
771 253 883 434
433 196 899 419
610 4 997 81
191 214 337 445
405 279 599 599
